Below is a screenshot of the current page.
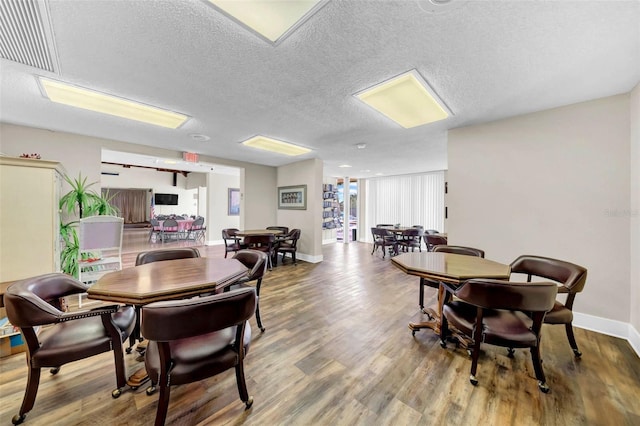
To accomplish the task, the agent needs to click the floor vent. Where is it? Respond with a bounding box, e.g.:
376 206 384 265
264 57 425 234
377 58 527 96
0 0 57 72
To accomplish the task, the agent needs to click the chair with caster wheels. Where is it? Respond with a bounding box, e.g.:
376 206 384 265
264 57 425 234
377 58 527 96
4 273 135 425
233 249 269 332
142 287 257 426
510 255 588 358
439 278 557 393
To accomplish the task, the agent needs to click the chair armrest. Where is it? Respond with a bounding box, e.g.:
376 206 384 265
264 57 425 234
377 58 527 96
58 305 120 322
440 280 459 296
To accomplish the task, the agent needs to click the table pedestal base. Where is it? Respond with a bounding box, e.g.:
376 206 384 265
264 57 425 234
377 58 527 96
127 367 149 390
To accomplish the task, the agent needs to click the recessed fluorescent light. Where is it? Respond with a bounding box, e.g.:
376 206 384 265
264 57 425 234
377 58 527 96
242 135 311 156
354 70 451 128
356 143 367 149
339 164 352 168
360 169 371 172
38 77 189 129
208 0 328 45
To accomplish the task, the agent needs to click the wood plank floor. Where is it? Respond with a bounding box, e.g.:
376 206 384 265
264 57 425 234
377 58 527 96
1 229 639 425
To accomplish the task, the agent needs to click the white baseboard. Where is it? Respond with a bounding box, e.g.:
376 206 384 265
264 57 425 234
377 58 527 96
297 252 323 263
573 312 640 358
323 238 337 245
205 239 224 246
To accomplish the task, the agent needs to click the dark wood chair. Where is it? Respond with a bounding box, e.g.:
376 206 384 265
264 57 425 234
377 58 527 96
233 249 269 331
414 245 485 325
276 228 301 265
424 233 448 251
510 255 588 357
243 234 276 270
222 228 245 258
371 227 398 258
133 248 202 352
4 273 136 425
142 287 256 426
440 278 557 393
398 228 423 252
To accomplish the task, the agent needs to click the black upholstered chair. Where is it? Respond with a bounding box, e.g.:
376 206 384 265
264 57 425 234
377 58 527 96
233 249 269 331
398 228 423 252
222 228 245 258
510 255 588 357
276 228 301 265
440 278 557 392
371 227 398 258
136 247 201 266
142 287 256 426
4 274 136 425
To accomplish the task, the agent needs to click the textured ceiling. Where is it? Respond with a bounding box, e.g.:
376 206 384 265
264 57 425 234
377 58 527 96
1 0 639 178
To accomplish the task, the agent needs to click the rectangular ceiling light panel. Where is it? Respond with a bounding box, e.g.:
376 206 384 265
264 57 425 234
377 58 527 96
355 70 451 128
38 77 189 129
208 0 327 44
242 135 311 156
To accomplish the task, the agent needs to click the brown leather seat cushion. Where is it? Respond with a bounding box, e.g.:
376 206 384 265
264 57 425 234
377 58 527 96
443 301 537 347
542 301 573 324
33 305 135 367
145 323 252 386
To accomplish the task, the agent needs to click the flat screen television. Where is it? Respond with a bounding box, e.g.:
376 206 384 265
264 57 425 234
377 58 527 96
154 193 178 205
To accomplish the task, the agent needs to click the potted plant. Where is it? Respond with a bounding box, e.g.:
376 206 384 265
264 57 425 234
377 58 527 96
59 173 119 277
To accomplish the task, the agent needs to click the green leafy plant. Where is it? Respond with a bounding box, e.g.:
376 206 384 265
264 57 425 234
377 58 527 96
59 173 119 277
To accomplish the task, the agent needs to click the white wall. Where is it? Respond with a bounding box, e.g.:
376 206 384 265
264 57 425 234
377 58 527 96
101 165 198 217
207 173 240 243
0 123 277 231
630 83 640 333
277 158 324 261
448 94 631 323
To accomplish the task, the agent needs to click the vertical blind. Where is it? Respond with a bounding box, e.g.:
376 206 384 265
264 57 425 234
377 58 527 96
363 171 445 242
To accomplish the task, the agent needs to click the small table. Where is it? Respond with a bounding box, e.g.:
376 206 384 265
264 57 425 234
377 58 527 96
392 252 511 335
87 257 248 389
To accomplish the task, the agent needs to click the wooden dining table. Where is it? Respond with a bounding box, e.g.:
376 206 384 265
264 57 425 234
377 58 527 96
87 257 248 390
234 229 284 237
87 257 248 305
391 252 511 335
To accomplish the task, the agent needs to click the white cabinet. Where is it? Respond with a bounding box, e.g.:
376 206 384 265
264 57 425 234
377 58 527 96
0 157 63 282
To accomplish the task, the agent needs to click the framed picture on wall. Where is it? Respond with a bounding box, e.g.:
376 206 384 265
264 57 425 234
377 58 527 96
228 188 240 216
278 185 307 210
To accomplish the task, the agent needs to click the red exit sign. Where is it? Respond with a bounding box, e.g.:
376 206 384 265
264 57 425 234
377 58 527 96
183 152 199 163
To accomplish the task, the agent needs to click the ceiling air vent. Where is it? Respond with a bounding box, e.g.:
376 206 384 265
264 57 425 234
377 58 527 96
0 0 57 72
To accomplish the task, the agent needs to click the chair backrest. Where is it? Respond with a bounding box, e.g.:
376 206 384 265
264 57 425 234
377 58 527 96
424 234 448 250
433 245 485 258
141 287 256 342
401 228 423 238
135 248 201 266
266 226 289 234
510 255 587 293
233 249 268 282
4 273 86 327
284 229 301 247
191 217 205 229
455 278 558 312
222 228 240 239
161 218 178 231
424 229 440 235
150 218 161 229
